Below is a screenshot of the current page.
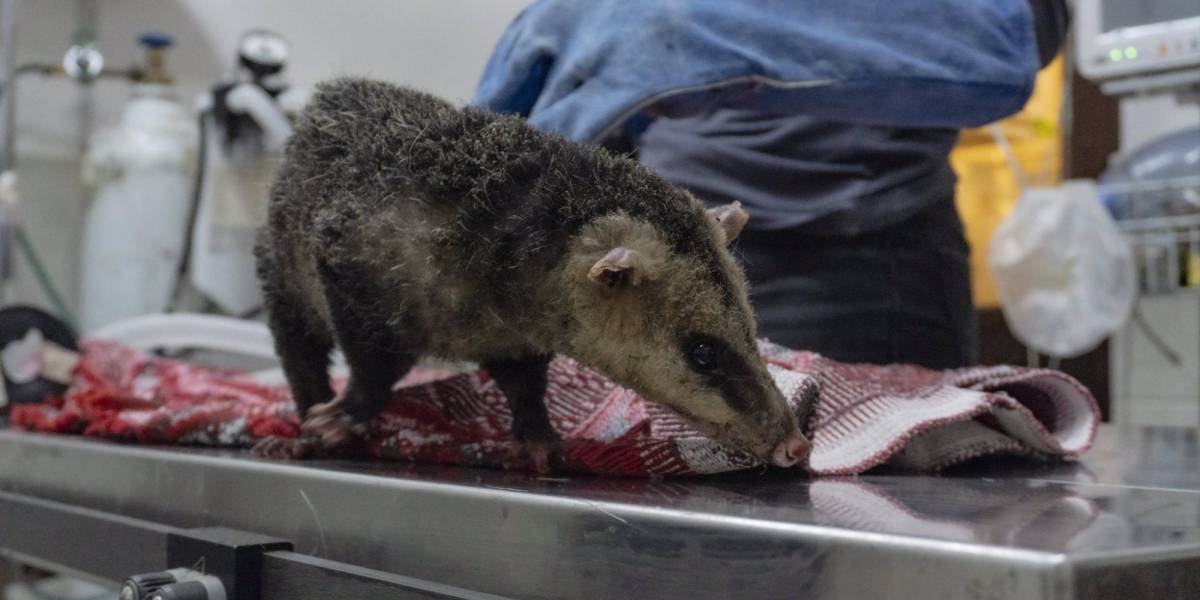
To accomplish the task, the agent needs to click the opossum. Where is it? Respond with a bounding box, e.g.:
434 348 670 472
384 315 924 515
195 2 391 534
254 78 810 470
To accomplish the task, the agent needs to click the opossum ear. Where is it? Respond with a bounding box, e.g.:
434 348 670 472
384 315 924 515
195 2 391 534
707 201 749 245
588 247 645 289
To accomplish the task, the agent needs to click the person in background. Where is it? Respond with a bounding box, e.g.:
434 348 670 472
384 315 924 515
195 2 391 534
475 1 1070 369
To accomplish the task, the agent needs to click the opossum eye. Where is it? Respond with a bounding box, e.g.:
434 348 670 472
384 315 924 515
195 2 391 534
688 341 719 372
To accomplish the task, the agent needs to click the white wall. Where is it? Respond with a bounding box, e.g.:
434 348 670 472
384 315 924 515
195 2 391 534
8 0 92 160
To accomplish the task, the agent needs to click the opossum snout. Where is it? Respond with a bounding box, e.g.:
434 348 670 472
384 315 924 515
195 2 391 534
771 432 812 467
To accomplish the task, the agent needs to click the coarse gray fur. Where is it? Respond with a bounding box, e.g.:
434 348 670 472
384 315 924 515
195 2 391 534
255 77 801 465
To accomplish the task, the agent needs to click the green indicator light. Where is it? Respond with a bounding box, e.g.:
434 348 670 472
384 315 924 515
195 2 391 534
1125 46 1138 59
1109 49 1123 61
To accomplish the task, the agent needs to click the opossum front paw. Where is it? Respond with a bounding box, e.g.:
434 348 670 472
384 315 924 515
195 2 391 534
524 441 561 474
518 419 563 472
302 400 367 448
508 434 563 475
252 435 317 459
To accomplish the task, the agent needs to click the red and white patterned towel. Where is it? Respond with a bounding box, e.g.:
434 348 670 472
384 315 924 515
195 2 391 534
9 339 1099 476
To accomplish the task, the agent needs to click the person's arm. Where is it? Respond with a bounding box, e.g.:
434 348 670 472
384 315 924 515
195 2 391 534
1029 0 1071 68
474 0 1066 143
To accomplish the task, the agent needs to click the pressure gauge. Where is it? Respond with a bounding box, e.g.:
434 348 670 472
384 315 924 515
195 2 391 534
238 29 288 77
62 42 103 82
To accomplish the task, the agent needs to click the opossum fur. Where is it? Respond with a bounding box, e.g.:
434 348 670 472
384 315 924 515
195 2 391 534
255 77 801 462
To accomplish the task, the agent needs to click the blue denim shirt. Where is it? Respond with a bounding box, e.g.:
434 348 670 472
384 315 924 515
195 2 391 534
473 0 1050 235
473 0 1039 143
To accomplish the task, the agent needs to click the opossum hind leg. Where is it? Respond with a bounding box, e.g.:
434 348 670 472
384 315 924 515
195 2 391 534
304 260 419 447
270 301 335 415
259 254 335 416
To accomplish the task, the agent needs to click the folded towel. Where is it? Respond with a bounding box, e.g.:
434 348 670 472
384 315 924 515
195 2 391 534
10 339 1098 476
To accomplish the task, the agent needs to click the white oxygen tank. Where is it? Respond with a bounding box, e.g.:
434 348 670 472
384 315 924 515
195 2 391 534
79 84 196 333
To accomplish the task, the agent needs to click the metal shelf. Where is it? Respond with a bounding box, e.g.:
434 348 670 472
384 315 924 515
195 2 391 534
1107 175 1200 294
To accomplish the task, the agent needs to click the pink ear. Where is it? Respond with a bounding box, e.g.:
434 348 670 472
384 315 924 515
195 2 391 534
588 247 643 289
706 201 749 244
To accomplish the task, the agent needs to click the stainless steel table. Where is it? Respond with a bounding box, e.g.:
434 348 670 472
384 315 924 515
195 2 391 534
0 425 1197 599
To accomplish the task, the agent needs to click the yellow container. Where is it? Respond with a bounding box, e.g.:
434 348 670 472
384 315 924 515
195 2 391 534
951 57 1064 308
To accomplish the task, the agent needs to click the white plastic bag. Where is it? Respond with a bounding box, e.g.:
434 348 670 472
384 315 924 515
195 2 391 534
988 180 1136 358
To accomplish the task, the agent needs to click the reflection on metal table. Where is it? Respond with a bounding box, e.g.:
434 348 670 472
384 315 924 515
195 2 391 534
0 425 1197 599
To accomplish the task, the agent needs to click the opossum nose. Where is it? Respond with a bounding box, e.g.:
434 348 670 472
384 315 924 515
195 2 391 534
770 433 811 468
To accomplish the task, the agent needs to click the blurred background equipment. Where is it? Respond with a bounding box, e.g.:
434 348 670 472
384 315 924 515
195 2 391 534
948 0 1200 416
1075 0 1200 89
79 33 195 333
1073 0 1200 427
173 28 304 318
989 180 1136 359
6 575 114 600
1100 128 1200 223
0 0 527 338
2 26 192 335
0 12 307 335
